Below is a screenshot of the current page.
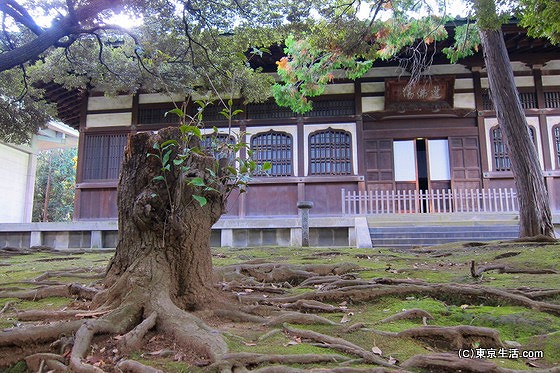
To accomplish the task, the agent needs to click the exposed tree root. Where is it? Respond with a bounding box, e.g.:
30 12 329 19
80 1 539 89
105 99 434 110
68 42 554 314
470 260 558 278
0 283 98 301
210 352 352 371
69 304 142 372
395 325 503 350
258 280 560 317
16 309 111 321
117 311 157 353
402 352 560 373
33 268 105 282
218 263 360 285
248 367 404 373
280 299 347 313
265 311 338 326
376 308 433 324
283 324 395 367
116 359 164 373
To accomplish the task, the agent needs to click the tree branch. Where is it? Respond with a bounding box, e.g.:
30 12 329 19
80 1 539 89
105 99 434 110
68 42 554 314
0 0 43 35
0 0 125 72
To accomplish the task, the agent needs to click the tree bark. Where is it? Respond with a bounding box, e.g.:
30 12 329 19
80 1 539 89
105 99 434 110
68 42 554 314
479 28 555 238
100 127 225 311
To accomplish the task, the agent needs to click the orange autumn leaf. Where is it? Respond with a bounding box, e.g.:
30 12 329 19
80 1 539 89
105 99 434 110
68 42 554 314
425 36 434 45
276 57 289 70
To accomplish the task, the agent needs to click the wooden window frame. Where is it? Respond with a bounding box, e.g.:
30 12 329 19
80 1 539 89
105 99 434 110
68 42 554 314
250 130 293 177
308 128 353 176
82 133 128 181
491 125 536 172
201 133 236 160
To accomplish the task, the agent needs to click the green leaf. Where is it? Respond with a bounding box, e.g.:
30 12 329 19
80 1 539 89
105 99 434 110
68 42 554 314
184 125 202 139
153 175 165 181
165 108 184 117
160 139 178 149
162 149 173 165
262 161 272 171
189 177 206 187
152 142 160 150
173 158 185 165
193 195 207 207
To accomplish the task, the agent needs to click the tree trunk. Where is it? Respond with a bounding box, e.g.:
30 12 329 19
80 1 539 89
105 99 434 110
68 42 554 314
101 127 225 311
479 28 555 238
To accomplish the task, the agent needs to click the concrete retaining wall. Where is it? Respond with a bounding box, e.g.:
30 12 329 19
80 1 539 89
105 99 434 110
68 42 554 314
0 217 373 249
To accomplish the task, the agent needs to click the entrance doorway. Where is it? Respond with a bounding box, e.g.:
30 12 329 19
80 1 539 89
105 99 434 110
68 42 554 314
393 138 451 212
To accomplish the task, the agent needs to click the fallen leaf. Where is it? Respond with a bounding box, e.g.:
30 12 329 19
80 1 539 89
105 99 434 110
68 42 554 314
388 356 398 365
243 342 257 346
371 346 383 355
460 304 469 310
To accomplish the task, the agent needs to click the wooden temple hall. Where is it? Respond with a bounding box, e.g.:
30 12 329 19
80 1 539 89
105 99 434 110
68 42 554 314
49 24 560 221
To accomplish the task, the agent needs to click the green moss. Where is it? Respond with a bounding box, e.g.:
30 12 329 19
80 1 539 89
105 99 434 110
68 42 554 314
1 361 27 373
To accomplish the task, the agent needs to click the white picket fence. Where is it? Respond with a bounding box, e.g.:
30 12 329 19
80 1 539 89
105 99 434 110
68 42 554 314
341 188 518 215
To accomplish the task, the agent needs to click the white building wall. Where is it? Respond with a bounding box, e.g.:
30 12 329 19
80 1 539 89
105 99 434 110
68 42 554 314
0 143 33 222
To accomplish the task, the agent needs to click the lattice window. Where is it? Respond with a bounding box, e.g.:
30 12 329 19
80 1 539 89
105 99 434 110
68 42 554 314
197 104 243 121
491 126 535 172
250 131 293 176
482 90 537 110
545 91 560 108
519 92 538 109
200 133 236 159
246 101 295 119
554 125 560 167
309 129 352 175
137 107 178 125
83 134 128 180
482 91 494 110
306 99 355 117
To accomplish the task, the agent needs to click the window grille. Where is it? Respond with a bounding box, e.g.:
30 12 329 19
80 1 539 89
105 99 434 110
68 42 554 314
482 90 537 110
306 99 355 117
137 108 178 125
491 126 535 172
250 131 293 176
83 134 128 180
519 92 538 109
482 91 494 110
545 91 560 108
200 133 236 159
198 104 243 121
309 129 352 175
246 101 295 119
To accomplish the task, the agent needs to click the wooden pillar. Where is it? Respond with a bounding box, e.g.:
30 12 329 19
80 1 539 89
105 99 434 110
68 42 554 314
472 67 490 188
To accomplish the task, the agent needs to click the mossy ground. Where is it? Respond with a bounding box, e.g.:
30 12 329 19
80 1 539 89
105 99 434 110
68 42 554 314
1 242 559 372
